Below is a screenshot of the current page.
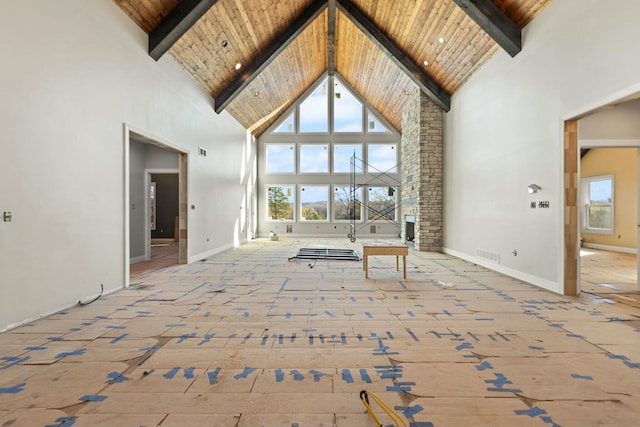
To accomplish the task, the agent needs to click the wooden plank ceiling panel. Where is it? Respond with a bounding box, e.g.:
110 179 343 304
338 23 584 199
336 11 414 133
114 0 179 33
168 0 315 100
226 11 328 136
113 0 552 136
351 0 498 94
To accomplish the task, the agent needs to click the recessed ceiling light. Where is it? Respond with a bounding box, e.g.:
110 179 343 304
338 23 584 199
254 91 260 97
235 63 241 70
438 37 444 44
221 40 228 48
403 89 410 95
423 60 429 66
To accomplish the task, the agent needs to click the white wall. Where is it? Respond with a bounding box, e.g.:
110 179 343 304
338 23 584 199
0 0 251 330
443 0 640 293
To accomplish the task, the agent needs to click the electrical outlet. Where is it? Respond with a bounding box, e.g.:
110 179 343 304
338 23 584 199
3 211 12 222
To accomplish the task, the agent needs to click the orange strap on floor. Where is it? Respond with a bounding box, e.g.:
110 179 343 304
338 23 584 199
359 390 408 427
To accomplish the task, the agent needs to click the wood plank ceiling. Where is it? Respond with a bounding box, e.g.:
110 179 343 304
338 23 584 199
114 0 551 136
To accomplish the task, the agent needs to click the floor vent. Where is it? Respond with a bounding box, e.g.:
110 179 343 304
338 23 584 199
289 248 361 261
476 248 500 264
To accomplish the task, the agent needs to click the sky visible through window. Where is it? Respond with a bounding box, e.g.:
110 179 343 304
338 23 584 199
333 144 362 173
274 113 295 133
266 145 295 173
334 81 363 132
367 144 397 173
300 145 328 173
590 179 612 203
299 81 328 133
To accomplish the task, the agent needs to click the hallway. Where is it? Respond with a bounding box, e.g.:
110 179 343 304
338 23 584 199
1 238 639 426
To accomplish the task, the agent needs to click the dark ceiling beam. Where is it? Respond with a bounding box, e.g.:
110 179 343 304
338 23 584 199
328 0 336 75
149 0 218 61
336 0 450 111
214 0 328 113
452 0 521 57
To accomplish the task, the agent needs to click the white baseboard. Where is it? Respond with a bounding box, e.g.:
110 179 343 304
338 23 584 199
189 242 237 263
129 255 146 264
582 243 637 254
1 286 122 332
442 247 561 294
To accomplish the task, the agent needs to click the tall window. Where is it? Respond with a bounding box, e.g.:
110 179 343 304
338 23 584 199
267 185 295 221
299 80 328 133
334 186 362 221
334 80 363 132
582 175 614 233
367 187 397 221
266 144 295 173
300 186 329 221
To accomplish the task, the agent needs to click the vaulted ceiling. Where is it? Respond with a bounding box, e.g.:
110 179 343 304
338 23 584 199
114 0 551 136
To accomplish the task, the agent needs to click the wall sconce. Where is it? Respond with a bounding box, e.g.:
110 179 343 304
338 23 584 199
528 184 542 194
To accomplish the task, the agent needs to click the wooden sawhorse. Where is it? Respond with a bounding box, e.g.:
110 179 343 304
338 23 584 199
362 244 408 279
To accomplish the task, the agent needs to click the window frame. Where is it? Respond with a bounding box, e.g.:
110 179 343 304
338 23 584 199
366 143 398 173
266 184 296 222
332 185 363 222
265 144 296 174
299 185 330 222
581 174 614 234
299 144 329 174
366 186 398 222
332 143 363 174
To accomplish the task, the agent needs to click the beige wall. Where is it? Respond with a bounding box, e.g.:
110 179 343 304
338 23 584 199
580 148 637 249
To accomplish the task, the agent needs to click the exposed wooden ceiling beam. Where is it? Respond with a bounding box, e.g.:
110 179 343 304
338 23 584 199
149 0 218 61
452 0 521 57
214 0 328 114
328 0 337 76
336 0 450 111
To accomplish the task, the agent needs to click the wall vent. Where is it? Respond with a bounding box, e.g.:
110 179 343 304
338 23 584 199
476 248 500 264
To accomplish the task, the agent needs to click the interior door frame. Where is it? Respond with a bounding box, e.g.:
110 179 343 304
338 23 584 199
145 169 179 261
123 124 189 288
562 84 640 295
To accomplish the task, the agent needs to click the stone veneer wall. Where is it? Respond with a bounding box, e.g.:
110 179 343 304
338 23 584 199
401 91 443 251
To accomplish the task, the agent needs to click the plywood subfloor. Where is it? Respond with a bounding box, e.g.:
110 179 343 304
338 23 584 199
581 248 640 308
2 238 639 427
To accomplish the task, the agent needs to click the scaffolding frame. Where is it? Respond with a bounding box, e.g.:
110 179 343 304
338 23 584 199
347 152 401 242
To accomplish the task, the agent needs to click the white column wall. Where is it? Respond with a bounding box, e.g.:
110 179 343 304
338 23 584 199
443 0 640 292
0 0 251 330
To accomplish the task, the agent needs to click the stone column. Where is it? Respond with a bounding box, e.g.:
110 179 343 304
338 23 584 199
401 91 443 251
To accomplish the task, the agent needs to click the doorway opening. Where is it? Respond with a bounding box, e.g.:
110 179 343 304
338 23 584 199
125 125 188 286
564 94 640 306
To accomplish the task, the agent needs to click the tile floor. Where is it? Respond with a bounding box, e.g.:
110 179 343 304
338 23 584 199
1 238 639 427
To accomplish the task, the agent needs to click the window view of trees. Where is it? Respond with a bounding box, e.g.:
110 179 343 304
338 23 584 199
262 75 400 226
300 186 328 221
367 187 396 221
267 186 294 220
334 186 362 221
